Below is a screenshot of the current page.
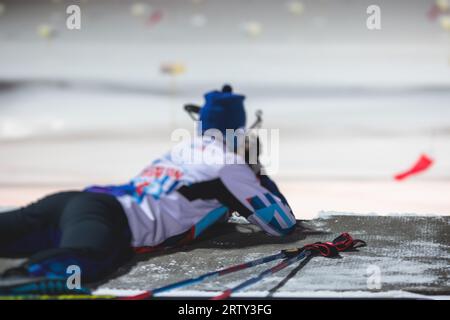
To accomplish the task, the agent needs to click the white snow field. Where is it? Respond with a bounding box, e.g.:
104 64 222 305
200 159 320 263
1 83 449 218
0 0 449 299
1 0 449 218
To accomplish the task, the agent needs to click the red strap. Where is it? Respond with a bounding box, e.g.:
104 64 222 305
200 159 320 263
300 233 366 257
303 243 337 257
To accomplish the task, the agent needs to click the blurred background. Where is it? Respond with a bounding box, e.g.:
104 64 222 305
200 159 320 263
0 0 449 218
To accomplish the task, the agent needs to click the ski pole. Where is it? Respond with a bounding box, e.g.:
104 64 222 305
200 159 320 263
123 233 365 300
211 249 311 300
0 234 364 300
0 250 300 300
121 251 292 300
211 233 367 300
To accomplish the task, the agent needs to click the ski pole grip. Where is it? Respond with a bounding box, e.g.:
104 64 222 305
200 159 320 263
332 233 367 251
281 248 302 258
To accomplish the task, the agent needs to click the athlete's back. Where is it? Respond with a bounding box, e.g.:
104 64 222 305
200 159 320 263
86 85 296 248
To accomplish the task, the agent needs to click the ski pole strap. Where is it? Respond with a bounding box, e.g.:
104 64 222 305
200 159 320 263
329 232 367 252
283 233 367 258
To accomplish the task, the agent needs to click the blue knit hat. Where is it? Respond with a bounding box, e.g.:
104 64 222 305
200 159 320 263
199 86 246 135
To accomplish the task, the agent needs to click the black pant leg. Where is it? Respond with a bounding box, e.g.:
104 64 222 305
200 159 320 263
59 192 130 252
26 192 132 282
0 191 81 255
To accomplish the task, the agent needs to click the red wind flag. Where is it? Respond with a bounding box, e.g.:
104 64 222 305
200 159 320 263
394 153 434 181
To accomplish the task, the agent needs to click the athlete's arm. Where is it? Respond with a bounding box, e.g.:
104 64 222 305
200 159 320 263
258 174 292 210
218 164 296 236
177 164 295 236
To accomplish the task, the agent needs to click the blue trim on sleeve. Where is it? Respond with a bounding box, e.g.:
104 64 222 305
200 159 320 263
193 206 229 238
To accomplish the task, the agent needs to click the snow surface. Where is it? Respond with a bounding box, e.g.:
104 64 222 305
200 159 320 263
1 1 450 218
